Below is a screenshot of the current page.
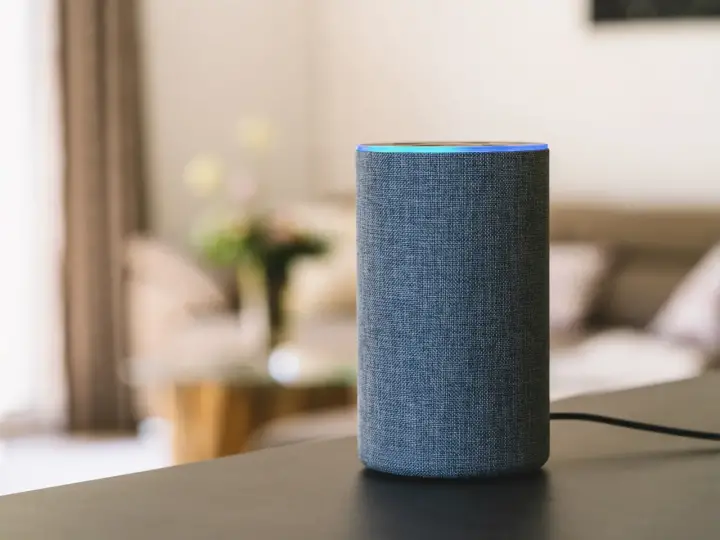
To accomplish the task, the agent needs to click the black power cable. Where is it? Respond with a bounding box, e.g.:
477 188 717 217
550 412 720 441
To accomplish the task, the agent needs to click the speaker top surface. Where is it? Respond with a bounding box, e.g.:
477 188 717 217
356 141 548 153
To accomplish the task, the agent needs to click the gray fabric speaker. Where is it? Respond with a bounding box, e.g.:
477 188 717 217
356 142 550 478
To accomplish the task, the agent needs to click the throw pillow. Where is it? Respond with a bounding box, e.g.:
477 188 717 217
550 243 610 331
284 204 357 317
286 246 357 316
651 243 720 350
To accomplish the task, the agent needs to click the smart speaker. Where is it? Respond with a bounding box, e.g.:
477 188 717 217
356 142 550 478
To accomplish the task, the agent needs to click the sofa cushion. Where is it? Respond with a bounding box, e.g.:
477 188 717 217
550 243 610 331
593 258 690 328
285 204 357 317
651 243 720 350
550 328 709 401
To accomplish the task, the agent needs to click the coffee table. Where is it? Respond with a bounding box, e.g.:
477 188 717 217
166 378 355 463
2 373 718 539
131 317 357 464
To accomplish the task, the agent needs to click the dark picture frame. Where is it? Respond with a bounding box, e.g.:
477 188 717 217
594 0 720 21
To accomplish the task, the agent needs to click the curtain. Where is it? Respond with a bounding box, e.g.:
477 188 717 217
59 0 146 432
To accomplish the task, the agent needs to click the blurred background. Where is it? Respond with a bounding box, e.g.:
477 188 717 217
1 0 718 495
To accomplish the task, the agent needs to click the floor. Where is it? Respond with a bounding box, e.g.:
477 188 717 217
0 420 172 496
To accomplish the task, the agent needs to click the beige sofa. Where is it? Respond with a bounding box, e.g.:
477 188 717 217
256 203 720 447
550 205 719 334
287 202 719 352
122 204 718 445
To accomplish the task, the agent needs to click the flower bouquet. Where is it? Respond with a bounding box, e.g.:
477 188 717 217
185 120 328 348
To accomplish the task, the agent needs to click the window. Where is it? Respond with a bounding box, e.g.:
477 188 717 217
0 0 64 428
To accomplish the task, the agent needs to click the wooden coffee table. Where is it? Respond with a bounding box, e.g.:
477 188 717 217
132 324 357 464
167 378 355 463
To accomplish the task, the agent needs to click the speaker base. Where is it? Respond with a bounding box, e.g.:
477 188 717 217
360 465 549 483
359 452 550 480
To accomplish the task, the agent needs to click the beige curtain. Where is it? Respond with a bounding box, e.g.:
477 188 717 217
60 0 146 432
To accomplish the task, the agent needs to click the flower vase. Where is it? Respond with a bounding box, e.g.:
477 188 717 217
236 263 287 352
236 264 270 352
263 263 289 350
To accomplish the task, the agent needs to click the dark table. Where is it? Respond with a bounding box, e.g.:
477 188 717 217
1 374 719 539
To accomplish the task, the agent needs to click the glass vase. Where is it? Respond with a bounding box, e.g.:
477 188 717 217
236 263 287 351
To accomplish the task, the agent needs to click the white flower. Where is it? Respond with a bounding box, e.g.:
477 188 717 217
184 155 224 197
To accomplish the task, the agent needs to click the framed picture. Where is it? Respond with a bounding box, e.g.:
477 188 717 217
593 0 720 21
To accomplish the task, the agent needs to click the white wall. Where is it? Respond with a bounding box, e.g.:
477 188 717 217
311 0 720 203
140 0 311 246
140 0 720 240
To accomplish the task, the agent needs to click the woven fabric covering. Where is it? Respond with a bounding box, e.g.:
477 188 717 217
356 148 550 477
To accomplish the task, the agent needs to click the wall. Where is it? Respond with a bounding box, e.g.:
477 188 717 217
311 0 720 203
140 0 311 247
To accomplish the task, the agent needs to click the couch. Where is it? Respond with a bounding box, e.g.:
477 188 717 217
123 204 719 446
256 203 720 447
550 205 719 334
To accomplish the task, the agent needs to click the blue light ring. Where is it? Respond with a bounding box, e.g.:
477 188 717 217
357 142 548 153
